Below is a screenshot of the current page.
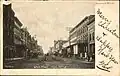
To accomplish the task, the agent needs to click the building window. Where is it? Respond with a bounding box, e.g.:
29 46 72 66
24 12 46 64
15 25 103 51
89 34 91 41
80 29 81 34
93 32 94 40
83 35 84 40
83 28 84 33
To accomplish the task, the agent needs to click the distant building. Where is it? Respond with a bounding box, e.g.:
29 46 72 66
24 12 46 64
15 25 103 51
21 28 42 57
31 37 37 52
13 16 24 57
37 45 44 55
62 40 70 57
48 47 54 55
21 27 29 58
21 27 34 58
54 40 67 56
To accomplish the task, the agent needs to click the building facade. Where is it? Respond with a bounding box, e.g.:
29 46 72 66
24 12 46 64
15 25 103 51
3 4 15 59
3 3 42 60
88 15 95 61
21 28 43 58
69 15 95 59
13 17 24 58
3 3 25 59
21 27 28 58
48 47 54 55
54 40 67 56
62 40 70 57
37 45 44 55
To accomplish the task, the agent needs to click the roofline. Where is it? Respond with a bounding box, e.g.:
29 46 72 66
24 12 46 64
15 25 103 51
69 16 88 33
69 15 95 33
14 16 23 27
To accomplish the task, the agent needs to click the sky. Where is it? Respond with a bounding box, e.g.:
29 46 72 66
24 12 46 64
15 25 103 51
12 1 95 54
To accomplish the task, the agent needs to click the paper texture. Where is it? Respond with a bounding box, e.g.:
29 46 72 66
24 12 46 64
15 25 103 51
95 1 119 76
0 0 119 76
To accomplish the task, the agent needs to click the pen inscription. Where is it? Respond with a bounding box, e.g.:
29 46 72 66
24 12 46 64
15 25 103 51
96 8 119 72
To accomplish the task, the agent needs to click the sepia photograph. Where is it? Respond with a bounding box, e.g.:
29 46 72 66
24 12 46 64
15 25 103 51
3 1 95 69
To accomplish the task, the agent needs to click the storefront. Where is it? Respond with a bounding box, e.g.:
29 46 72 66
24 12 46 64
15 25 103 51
77 40 88 59
89 43 95 61
62 41 70 57
3 45 15 58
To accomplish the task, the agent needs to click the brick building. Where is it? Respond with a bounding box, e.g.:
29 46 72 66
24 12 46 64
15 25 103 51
3 3 15 59
3 3 43 60
69 15 95 59
88 15 95 61
13 17 24 58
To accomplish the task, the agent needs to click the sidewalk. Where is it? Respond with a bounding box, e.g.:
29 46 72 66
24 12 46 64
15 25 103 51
72 59 94 64
3 57 25 69
5 57 24 61
4 57 25 65
61 57 95 64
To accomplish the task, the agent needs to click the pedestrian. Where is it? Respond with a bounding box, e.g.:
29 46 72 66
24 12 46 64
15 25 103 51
44 54 47 61
92 54 95 61
87 55 90 62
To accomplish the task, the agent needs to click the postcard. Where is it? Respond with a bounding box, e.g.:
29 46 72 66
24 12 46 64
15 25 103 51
0 0 119 76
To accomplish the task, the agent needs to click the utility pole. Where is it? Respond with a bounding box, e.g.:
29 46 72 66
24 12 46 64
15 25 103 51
65 26 72 57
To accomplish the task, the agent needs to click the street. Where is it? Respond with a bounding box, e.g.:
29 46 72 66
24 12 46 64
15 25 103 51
4 56 95 69
3 2 96 70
